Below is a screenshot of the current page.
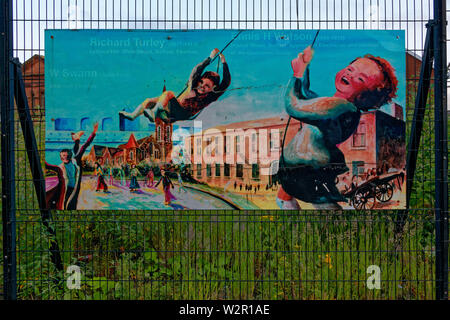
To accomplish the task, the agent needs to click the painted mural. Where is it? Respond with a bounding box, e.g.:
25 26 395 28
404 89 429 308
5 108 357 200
45 30 406 210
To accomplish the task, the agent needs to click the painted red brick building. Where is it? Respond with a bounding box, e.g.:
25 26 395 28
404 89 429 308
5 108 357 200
338 109 406 177
154 117 173 163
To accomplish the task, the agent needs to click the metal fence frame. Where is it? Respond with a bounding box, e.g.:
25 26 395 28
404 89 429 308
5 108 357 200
1 0 448 300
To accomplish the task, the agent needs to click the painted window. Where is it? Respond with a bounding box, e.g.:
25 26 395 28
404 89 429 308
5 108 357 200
352 161 365 176
55 118 76 131
196 164 202 177
102 117 113 131
252 163 259 179
352 123 366 148
251 133 257 153
215 164 221 176
206 138 212 156
236 164 243 178
224 163 230 177
165 126 171 142
148 143 153 155
157 126 161 142
196 138 202 156
214 136 219 156
80 117 91 130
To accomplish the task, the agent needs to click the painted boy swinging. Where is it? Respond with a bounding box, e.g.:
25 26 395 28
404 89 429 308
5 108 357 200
277 45 399 209
119 48 231 123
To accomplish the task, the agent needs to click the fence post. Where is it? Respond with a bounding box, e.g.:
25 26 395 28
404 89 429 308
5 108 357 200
0 0 17 300
433 0 449 300
13 59 64 273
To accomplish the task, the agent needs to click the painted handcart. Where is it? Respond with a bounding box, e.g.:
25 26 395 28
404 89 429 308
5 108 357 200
342 172 405 210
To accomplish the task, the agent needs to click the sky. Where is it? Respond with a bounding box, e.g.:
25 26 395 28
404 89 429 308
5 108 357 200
45 29 406 131
13 0 442 56
12 0 448 110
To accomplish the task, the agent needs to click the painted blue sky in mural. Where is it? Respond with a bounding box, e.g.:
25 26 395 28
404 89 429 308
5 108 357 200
45 29 405 132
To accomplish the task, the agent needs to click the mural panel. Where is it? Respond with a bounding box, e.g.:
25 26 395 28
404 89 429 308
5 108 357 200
45 30 406 210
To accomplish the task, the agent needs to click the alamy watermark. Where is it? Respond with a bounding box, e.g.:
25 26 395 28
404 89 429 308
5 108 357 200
170 120 282 176
66 265 81 290
366 265 381 290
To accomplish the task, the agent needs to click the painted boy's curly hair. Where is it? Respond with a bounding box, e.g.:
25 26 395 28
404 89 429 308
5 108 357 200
352 54 398 111
201 71 221 88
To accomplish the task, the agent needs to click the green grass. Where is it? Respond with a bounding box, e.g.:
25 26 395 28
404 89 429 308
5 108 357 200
13 210 437 300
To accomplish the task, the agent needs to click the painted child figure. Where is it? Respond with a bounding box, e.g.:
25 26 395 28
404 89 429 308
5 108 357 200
277 46 398 209
129 164 141 192
177 172 187 193
155 169 175 205
108 166 114 185
146 168 154 187
119 48 231 123
117 165 126 186
94 162 108 192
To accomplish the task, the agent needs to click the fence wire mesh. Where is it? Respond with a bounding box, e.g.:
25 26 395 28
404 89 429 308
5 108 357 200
0 0 448 300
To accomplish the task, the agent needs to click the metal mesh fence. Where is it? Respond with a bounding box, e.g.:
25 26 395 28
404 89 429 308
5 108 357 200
1 0 448 300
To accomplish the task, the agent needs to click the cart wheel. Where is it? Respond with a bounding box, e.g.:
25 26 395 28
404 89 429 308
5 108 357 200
375 182 393 202
352 187 376 210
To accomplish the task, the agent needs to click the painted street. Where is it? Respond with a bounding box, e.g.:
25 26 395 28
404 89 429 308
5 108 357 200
76 176 235 210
